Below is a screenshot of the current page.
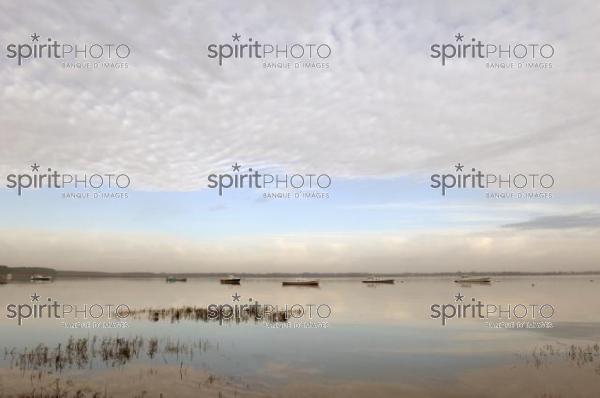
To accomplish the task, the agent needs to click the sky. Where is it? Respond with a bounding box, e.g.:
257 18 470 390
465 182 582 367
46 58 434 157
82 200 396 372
0 0 599 273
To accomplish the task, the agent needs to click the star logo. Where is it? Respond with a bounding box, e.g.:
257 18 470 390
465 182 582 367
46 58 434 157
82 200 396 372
31 33 40 42
454 292 465 302
232 33 241 42
455 33 464 42
31 163 40 172
454 163 464 172
232 292 241 302
31 292 40 302
232 163 241 172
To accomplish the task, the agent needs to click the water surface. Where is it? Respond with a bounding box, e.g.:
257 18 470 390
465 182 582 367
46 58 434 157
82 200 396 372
1 276 599 397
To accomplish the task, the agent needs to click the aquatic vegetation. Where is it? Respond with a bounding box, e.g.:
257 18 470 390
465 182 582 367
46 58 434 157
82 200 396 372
129 305 291 324
520 342 600 373
4 336 215 372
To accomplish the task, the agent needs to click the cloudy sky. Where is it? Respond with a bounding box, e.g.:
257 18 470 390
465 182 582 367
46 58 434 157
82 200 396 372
0 0 599 273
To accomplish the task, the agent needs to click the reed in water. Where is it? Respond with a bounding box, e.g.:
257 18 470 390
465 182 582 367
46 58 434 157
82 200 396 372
129 304 293 324
519 343 600 371
4 336 215 372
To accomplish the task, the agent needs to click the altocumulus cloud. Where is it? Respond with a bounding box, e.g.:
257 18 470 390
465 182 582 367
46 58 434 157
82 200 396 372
0 0 598 190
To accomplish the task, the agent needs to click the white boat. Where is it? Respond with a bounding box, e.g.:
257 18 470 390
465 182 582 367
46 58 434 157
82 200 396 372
30 274 53 282
282 278 319 286
361 276 395 284
454 276 491 283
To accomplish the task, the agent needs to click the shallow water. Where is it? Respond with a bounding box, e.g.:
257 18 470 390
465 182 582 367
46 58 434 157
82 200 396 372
1 275 599 396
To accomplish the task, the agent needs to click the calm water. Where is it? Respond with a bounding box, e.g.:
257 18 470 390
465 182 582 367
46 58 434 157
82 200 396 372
1 276 599 396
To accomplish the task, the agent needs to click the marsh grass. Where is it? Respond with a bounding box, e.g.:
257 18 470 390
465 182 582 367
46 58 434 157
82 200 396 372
129 305 292 324
4 336 215 373
520 342 600 373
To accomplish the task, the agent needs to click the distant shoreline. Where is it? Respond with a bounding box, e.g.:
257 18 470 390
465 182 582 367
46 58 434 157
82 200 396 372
1 265 599 280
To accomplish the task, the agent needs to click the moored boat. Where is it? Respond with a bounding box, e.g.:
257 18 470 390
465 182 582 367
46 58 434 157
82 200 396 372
166 276 187 282
282 279 319 286
0 273 11 284
30 274 53 282
454 276 491 283
220 275 241 285
361 277 395 284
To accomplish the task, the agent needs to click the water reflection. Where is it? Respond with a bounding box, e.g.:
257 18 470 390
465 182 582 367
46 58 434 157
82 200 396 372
0 275 599 396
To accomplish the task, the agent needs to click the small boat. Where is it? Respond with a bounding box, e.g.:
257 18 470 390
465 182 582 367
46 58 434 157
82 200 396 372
166 276 187 282
362 277 395 284
282 279 319 286
454 276 491 283
30 274 53 282
220 275 241 285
